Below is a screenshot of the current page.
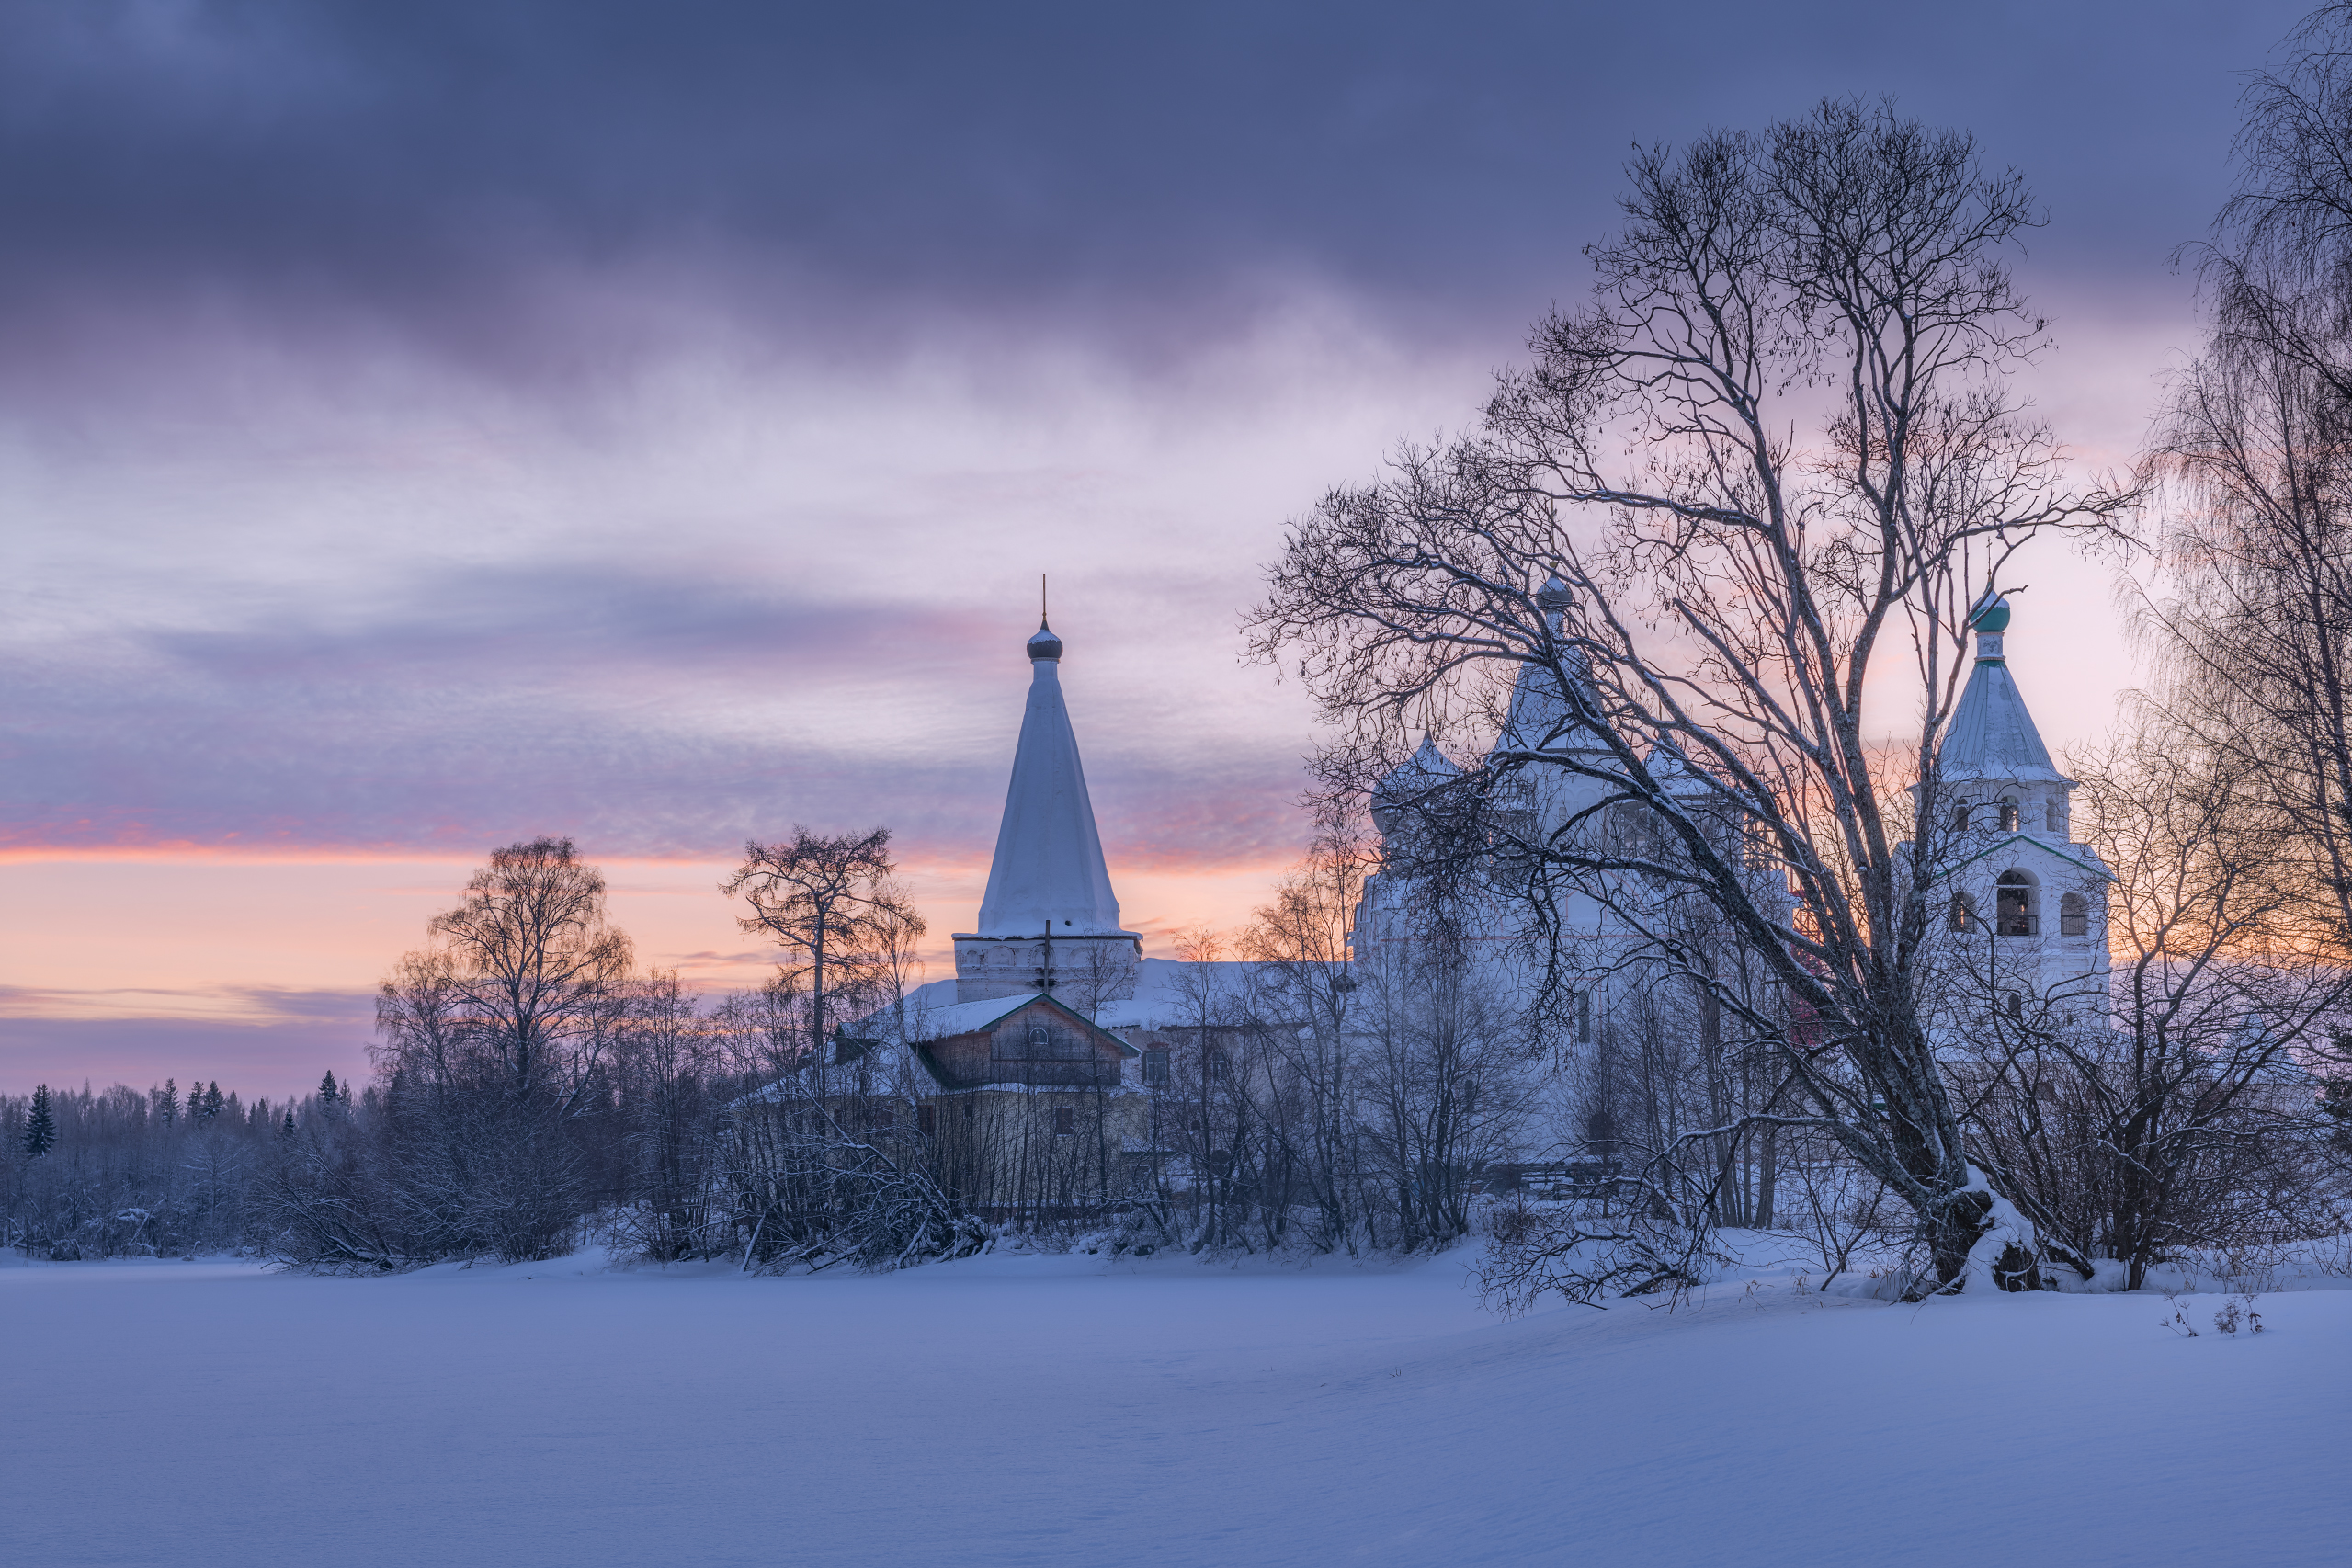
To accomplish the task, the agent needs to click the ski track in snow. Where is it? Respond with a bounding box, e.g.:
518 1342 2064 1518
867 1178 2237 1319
2 1244 2345 1567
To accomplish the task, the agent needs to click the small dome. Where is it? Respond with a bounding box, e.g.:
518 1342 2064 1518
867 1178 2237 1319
1375 733 1461 797
1370 733 1462 838
1536 574 1572 612
1968 592 2011 634
1028 618 1063 661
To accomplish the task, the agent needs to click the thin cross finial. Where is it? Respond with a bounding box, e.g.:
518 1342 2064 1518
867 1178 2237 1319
1040 573 1048 626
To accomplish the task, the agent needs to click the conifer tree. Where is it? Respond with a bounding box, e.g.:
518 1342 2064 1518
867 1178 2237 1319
23 1085 56 1158
281 1109 297 1137
200 1083 223 1121
318 1070 340 1106
159 1079 179 1126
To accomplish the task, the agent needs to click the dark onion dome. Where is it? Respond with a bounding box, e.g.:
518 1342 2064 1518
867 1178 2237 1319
1968 591 2011 633
1027 617 1063 661
1536 574 1572 611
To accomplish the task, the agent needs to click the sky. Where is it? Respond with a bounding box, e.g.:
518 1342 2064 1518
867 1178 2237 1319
0 0 2318 1097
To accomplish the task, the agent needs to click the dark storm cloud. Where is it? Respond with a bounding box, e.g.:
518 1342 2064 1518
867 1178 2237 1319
0 0 2308 374
0 0 2312 862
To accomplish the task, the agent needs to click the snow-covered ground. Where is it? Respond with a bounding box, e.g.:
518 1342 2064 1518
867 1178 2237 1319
4 1241 2345 1567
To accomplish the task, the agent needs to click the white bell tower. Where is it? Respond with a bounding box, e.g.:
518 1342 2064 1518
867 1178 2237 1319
1930 594 2113 1026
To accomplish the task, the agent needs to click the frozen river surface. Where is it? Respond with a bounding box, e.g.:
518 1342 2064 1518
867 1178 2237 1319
3 1244 2345 1566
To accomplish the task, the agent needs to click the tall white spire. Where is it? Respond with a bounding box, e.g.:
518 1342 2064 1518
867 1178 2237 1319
974 617 1128 937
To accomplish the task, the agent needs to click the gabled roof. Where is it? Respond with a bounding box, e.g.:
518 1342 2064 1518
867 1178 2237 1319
1929 833 2116 885
906 991 1050 1039
883 959 1261 1039
908 988 1139 1055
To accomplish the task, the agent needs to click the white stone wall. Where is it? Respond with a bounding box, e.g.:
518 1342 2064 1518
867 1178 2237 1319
951 932 1142 1006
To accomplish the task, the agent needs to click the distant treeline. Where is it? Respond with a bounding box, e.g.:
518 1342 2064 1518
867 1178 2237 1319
1 1078 307 1258
1 833 1540 1270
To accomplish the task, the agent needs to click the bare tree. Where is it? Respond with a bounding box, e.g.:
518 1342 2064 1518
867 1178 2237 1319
608 971 722 1263
1253 100 2131 1291
1965 720 2352 1288
724 827 924 1063
427 836 633 1102
1240 823 1377 1249
2153 3 2352 954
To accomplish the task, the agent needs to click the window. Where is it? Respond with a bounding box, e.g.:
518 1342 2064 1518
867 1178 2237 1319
1999 796 2020 833
995 1019 1089 1062
1614 804 1663 861
1208 1049 1231 1083
1051 1106 1075 1136
1574 991 1592 1044
869 1105 895 1131
2002 992 2024 1021
1142 1048 1171 1087
2059 892 2088 937
1949 892 1978 932
1951 801 1970 834
2047 801 2065 835
961 1099 975 1124
1996 870 2034 937
918 1104 937 1138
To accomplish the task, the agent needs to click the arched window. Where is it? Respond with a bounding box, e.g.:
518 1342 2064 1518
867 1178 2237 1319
1996 870 2034 937
2002 992 2024 1021
1999 796 2020 833
2059 892 2088 937
2046 800 2065 834
1950 801 1971 834
1949 892 1978 932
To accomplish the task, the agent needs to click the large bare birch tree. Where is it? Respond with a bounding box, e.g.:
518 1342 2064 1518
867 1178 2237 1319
1251 99 2130 1290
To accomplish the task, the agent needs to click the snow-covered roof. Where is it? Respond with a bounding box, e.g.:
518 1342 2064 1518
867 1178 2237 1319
972 623 1131 937
901 991 1050 1040
1091 959 1262 1033
890 959 1267 1039
1937 616 2067 786
1376 733 1461 799
1930 834 2116 885
1642 743 1710 798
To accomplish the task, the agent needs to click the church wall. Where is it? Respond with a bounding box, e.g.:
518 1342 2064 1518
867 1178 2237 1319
1926 838 2114 1041
950 933 1142 1007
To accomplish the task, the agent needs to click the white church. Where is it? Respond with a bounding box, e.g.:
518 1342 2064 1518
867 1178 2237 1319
892 614 1252 1044
886 587 2110 1108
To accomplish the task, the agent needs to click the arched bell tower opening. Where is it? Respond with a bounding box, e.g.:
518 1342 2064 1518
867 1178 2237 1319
1996 869 2035 937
